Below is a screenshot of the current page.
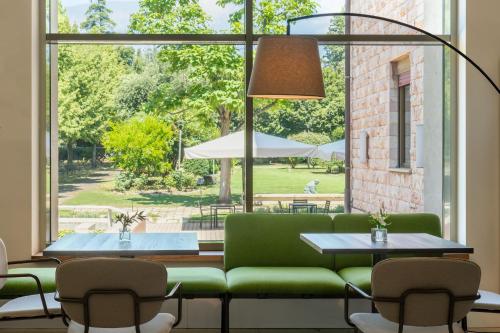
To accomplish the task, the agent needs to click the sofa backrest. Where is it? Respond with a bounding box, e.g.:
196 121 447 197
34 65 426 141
224 213 334 271
333 213 442 270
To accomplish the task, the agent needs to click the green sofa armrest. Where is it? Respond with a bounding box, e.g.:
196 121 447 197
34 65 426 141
0 268 56 299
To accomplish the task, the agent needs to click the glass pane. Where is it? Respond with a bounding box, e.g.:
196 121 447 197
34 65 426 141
349 44 450 234
350 0 448 35
50 0 244 34
56 44 244 242
252 45 346 215
255 0 345 34
287 0 449 35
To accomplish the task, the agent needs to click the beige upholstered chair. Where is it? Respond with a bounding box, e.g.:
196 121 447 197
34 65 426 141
56 258 182 333
345 258 481 333
0 238 61 321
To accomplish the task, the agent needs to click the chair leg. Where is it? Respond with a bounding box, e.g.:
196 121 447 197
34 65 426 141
221 294 230 333
461 317 468 332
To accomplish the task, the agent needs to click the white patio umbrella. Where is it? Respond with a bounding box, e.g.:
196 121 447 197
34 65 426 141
184 131 316 159
310 139 346 161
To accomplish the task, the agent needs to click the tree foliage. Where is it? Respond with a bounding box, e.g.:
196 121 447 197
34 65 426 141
58 44 126 149
80 0 116 33
103 115 174 176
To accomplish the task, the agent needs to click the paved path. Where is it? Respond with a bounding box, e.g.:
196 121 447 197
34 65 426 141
58 169 118 202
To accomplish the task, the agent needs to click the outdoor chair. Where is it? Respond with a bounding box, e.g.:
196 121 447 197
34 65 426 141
56 257 182 333
197 201 211 229
321 200 331 214
0 238 61 321
345 257 481 333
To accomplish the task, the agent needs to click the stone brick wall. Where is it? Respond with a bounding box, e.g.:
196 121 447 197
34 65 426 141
349 0 426 213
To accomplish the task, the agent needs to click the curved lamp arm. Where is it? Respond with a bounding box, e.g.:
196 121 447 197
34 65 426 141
287 12 500 94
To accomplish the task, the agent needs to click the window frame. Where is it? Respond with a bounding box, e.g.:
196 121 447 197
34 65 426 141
398 82 411 169
41 0 457 243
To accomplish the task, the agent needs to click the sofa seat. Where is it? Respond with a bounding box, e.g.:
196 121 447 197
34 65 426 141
337 267 372 293
166 267 227 295
226 267 346 296
0 268 56 299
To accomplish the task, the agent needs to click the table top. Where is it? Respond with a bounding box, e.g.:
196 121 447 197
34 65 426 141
300 233 474 255
43 232 199 256
289 202 318 206
210 204 236 208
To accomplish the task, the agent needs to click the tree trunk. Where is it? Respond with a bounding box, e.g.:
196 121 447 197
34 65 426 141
218 106 232 203
67 141 74 170
91 144 97 168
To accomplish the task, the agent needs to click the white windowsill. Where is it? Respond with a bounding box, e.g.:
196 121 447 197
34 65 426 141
388 168 412 174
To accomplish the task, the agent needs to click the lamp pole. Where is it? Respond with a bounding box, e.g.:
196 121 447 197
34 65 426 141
176 121 183 170
286 12 499 94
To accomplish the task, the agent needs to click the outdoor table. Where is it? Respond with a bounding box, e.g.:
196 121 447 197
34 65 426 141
210 204 236 229
43 232 199 257
300 233 473 265
289 202 318 214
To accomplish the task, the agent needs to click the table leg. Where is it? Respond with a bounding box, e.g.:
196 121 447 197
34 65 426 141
372 253 386 266
371 253 387 313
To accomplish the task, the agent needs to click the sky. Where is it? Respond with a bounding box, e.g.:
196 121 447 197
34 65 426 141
60 0 344 33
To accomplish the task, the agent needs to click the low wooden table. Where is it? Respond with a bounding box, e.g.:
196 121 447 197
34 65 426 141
300 233 473 265
43 232 199 257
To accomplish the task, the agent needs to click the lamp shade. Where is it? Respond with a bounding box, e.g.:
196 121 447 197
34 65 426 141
247 36 325 99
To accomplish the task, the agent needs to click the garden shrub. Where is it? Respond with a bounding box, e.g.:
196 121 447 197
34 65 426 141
103 115 174 177
288 131 332 168
183 159 211 176
114 172 136 191
165 170 196 191
325 159 345 174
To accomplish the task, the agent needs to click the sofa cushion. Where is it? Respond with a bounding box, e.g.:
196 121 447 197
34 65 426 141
224 214 334 271
0 268 56 298
166 267 227 294
337 267 372 292
226 267 346 296
333 213 442 270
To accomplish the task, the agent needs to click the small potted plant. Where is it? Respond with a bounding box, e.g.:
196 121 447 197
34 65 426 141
369 204 391 242
114 211 146 242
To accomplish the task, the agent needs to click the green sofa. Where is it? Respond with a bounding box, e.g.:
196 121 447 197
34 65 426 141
0 213 442 333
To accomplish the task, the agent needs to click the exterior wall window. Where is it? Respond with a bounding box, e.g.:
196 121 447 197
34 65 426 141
398 79 411 168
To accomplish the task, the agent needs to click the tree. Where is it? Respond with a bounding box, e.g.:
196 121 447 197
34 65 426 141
130 0 319 203
130 0 244 203
80 0 116 33
103 115 174 176
58 44 126 167
115 54 168 119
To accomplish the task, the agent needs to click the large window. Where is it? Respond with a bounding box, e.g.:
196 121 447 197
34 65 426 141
44 0 455 243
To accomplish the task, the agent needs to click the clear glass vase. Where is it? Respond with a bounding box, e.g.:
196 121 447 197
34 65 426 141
119 227 131 242
371 227 388 242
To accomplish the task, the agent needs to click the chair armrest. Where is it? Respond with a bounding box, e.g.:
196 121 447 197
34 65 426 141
344 282 373 327
0 273 58 318
165 282 182 327
8 258 61 266
346 282 372 299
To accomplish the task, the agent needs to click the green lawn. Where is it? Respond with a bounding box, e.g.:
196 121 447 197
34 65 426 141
62 164 344 208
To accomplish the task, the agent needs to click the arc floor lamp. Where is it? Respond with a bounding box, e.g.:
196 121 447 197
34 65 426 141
248 12 500 98
247 12 499 211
